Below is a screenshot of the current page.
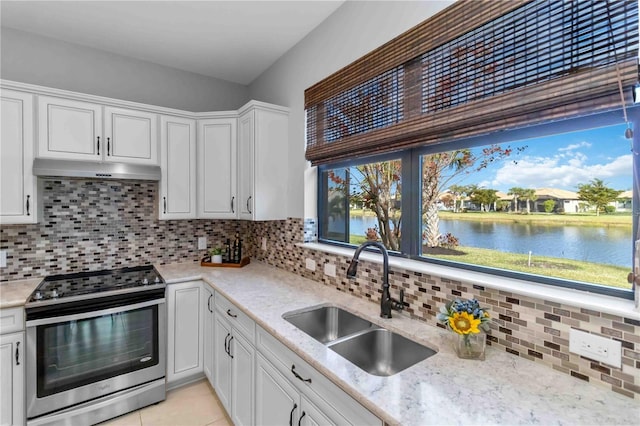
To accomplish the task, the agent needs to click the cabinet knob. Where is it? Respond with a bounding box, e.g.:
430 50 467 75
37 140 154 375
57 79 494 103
15 342 20 366
247 196 252 214
97 136 100 155
163 197 167 214
291 364 311 383
226 309 238 318
26 195 30 216
107 137 111 156
298 411 306 426
231 196 235 213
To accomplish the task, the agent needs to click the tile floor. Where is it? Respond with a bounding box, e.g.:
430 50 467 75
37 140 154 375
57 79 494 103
100 380 233 426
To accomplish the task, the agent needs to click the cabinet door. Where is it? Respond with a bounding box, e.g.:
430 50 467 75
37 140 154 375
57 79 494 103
300 395 336 426
253 108 288 221
0 332 24 426
104 107 158 165
38 95 102 160
160 116 196 219
202 286 215 386
214 315 232 413
197 118 237 219
237 111 254 220
255 353 298 426
167 281 203 384
230 332 254 426
1 89 36 224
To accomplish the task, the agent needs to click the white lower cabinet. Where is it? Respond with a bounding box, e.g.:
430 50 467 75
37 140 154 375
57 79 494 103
214 294 255 426
0 307 25 426
166 281 203 385
256 326 381 426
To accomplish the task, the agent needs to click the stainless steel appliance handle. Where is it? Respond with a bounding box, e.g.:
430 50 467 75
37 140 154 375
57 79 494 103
26 298 165 327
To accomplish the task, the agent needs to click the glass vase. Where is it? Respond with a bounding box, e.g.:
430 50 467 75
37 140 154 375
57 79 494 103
453 332 486 360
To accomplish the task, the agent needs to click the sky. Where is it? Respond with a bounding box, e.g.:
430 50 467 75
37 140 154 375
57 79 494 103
450 123 633 193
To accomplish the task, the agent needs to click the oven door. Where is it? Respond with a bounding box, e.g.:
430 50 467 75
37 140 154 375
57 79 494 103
26 291 166 420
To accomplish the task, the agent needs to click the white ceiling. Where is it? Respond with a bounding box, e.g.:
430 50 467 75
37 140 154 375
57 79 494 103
0 1 345 85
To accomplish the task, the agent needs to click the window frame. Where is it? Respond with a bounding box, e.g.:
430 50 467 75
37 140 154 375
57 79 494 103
317 107 640 300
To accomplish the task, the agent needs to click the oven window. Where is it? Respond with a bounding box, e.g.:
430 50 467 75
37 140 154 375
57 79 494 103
36 305 159 397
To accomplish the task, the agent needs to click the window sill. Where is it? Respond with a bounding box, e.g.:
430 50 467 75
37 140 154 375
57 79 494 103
299 242 640 320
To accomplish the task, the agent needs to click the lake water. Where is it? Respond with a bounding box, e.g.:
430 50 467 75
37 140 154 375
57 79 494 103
349 215 631 267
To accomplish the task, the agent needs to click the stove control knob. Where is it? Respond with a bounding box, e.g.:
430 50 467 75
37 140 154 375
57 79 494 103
142 278 149 285
154 277 161 283
34 291 43 300
51 289 59 298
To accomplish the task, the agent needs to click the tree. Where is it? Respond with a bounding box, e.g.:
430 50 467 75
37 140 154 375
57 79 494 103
448 184 467 213
508 187 526 213
469 188 498 212
521 188 538 214
577 179 622 216
543 199 556 213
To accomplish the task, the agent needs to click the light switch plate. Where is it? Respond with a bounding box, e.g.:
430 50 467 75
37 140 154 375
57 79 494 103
0 250 6 268
305 258 316 271
569 328 621 368
197 237 207 250
262 237 267 250
324 263 336 277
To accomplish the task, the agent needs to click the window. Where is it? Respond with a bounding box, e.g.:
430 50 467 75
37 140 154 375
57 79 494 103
318 111 638 298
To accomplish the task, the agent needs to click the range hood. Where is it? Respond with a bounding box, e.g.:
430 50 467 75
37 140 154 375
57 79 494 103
33 158 161 181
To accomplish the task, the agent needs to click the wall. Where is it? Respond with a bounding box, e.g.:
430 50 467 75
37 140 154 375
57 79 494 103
252 218 640 400
0 178 253 281
248 0 455 218
0 28 250 111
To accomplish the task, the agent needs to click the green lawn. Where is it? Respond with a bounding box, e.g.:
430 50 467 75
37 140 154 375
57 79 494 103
437 210 632 227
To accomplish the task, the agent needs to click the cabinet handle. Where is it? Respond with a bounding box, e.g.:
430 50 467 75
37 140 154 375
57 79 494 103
247 196 252 214
289 403 297 426
15 342 20 366
224 333 230 355
231 196 235 213
107 137 111 156
298 411 306 426
291 364 311 384
97 136 100 155
228 335 234 359
207 294 212 312
163 197 167 214
226 309 237 318
26 195 30 216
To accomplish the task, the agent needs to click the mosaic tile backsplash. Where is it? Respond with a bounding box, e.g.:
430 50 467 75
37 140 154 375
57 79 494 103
0 178 253 280
1 178 639 400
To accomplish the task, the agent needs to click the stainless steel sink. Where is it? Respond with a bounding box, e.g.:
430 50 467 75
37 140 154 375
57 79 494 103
328 328 436 376
283 305 437 376
283 305 374 344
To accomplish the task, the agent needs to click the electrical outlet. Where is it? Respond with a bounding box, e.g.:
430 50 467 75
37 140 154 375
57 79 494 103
262 237 267 250
324 263 336 277
305 258 316 271
569 329 621 368
0 250 6 268
197 237 207 250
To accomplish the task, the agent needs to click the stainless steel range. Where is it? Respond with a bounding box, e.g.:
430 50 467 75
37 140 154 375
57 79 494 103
25 266 166 426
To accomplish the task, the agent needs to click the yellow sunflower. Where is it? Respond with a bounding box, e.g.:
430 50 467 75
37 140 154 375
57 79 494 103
449 311 481 335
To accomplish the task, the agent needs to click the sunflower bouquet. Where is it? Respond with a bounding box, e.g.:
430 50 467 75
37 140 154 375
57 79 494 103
437 298 491 358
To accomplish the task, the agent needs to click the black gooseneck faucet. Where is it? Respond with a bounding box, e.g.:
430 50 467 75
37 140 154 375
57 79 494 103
346 241 404 318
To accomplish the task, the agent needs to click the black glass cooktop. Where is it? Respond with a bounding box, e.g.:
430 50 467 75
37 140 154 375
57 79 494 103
26 265 165 305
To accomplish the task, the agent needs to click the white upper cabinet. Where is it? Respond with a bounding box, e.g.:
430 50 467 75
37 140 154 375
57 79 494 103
104 107 158 165
1 89 37 224
37 96 158 165
160 116 196 220
37 96 102 160
197 117 237 219
237 103 289 221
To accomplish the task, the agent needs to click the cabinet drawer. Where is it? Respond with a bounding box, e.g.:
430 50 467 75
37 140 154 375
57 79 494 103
215 292 255 343
0 307 25 334
256 326 381 426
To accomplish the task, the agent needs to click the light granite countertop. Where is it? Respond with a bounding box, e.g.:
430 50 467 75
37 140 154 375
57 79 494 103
2 262 638 424
156 261 640 426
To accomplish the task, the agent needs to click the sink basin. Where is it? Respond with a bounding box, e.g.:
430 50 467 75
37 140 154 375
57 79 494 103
283 305 374 344
328 328 436 376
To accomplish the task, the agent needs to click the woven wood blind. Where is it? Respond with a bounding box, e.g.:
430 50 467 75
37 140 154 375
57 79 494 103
305 0 639 165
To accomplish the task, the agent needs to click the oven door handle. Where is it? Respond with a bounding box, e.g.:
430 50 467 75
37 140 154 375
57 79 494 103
26 298 165 327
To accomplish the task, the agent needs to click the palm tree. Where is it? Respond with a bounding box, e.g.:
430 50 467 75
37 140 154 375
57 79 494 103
522 188 538 214
508 187 525 213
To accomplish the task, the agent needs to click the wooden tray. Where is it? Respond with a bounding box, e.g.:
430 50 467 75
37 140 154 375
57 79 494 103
200 257 250 268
